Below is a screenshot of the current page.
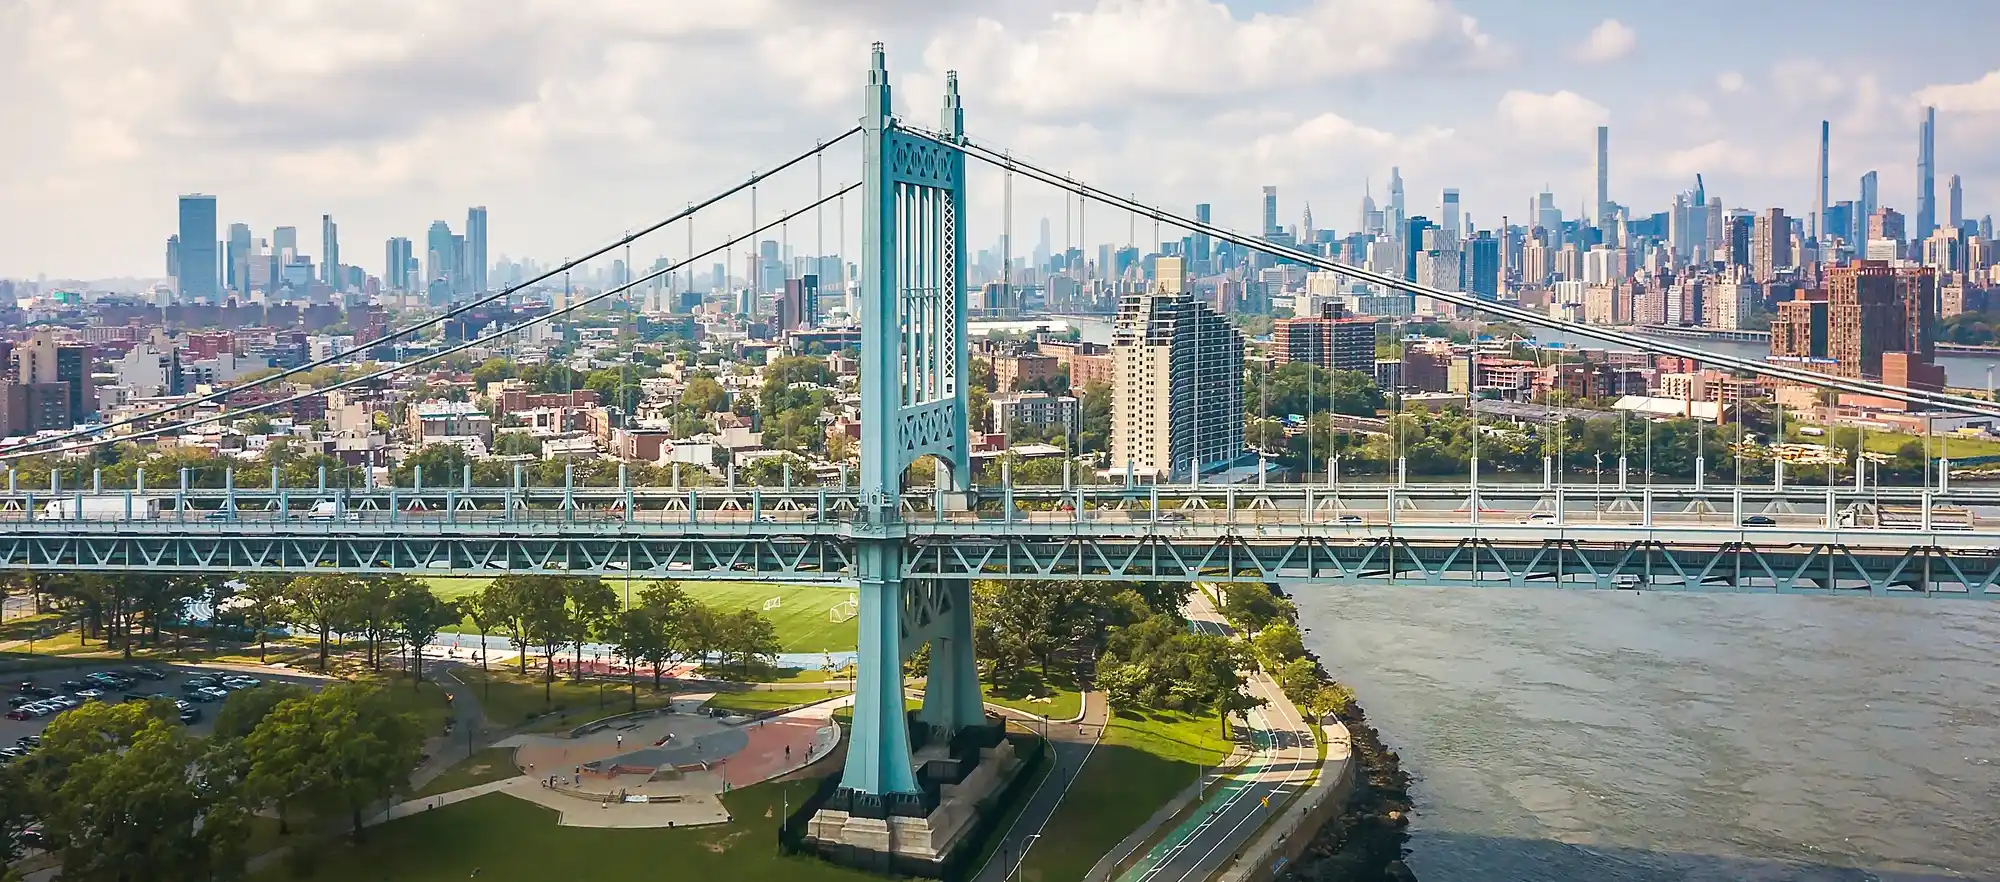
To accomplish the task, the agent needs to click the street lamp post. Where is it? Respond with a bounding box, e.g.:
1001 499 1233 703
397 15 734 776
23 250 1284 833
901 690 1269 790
1011 833 1043 881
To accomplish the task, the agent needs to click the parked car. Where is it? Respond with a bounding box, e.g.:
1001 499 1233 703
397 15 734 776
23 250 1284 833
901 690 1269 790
220 676 261 690
12 681 35 694
7 697 34 709
4 708 34 721
130 666 169 681
181 676 222 693
16 735 41 748
188 687 230 703
18 686 54 699
47 696 78 710
73 689 104 701
0 748 27 760
57 680 85 692
179 707 202 724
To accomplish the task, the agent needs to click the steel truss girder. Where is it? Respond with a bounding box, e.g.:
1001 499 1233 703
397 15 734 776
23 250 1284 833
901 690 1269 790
899 535 2000 598
0 532 852 581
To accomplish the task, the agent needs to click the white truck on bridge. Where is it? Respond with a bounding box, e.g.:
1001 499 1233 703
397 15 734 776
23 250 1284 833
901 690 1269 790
40 496 163 521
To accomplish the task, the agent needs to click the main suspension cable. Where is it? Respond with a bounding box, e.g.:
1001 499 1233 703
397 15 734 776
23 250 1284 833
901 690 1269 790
8 126 862 458
3 184 859 463
914 128 2000 419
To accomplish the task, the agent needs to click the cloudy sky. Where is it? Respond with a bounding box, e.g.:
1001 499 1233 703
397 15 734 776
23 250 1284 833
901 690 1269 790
4 0 1998 282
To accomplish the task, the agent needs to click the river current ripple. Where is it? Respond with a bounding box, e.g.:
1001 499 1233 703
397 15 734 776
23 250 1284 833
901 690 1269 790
1293 588 2000 881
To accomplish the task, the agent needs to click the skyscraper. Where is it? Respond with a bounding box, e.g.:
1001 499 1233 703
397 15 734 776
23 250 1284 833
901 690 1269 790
1857 171 1879 245
466 206 489 293
1813 120 1829 242
1916 106 1937 240
1594 125 1610 229
1440 189 1461 238
1751 208 1791 283
385 237 414 291
321 215 341 289
1192 203 1212 269
426 221 456 294
1110 290 1244 481
1948 174 1964 229
1261 186 1279 237
177 195 219 301
165 235 181 279
1469 232 1500 300
226 223 252 292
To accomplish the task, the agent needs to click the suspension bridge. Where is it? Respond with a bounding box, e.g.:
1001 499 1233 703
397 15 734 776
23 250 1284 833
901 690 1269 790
4 46 2000 865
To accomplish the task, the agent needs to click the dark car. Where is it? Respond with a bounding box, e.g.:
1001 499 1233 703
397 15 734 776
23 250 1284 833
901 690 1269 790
57 680 85 692
182 675 222 692
178 707 202 724
12 681 34 694
16 735 41 748
1741 515 1778 527
4 709 32 721
7 696 34 709
130 666 169 681
19 686 54 699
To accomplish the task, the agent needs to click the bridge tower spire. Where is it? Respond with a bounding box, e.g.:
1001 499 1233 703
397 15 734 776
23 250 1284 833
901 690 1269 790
842 45 981 812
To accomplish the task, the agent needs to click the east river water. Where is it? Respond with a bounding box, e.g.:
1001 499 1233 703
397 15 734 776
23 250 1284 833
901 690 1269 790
1293 588 2000 881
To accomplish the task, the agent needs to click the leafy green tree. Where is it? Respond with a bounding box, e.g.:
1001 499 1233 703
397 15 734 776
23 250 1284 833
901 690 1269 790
681 375 729 414
564 578 621 682
714 608 782 676
31 700 249 881
237 574 291 663
390 576 459 684
286 574 360 671
1077 380 1112 454
1218 583 1294 634
213 683 313 741
242 684 424 842
1273 657 1322 711
491 433 544 457
351 577 397 671
1251 621 1306 671
0 764 32 875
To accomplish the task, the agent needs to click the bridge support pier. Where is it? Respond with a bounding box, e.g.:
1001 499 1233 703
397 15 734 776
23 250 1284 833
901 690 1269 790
841 538 922 804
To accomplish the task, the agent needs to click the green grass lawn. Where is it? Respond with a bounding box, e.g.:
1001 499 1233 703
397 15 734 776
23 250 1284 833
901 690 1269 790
256 778 879 882
411 747 520 799
701 688 848 716
983 677 1084 722
1019 709 1233 882
425 578 858 653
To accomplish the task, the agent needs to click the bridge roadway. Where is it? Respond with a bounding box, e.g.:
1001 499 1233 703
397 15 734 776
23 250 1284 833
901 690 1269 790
0 482 1997 598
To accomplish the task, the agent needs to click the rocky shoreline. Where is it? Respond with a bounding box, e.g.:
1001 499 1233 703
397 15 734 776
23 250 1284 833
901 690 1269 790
1280 695 1417 882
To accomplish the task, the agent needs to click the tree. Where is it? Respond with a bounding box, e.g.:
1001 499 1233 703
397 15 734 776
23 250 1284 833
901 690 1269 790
30 700 249 881
212 683 313 741
0 764 31 876
241 684 424 843
1077 380 1112 454
634 583 693 691
491 433 544 457
681 374 729 414
1251 622 1306 671
1218 583 1293 635
564 578 621 682
287 574 360 671
351 577 396 671
1273 657 1322 711
974 579 1115 677
237 575 291 663
390 577 459 684
713 608 782 676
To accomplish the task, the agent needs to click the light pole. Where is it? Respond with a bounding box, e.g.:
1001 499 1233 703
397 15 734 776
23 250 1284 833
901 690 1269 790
1011 833 1043 881
1594 452 1603 521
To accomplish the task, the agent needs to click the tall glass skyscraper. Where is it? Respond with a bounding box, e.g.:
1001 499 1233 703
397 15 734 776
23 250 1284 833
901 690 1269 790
177 195 219 301
466 206 489 293
1916 106 1937 240
321 215 341 289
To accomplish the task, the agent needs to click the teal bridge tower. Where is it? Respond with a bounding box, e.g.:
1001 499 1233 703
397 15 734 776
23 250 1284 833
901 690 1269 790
841 44 984 812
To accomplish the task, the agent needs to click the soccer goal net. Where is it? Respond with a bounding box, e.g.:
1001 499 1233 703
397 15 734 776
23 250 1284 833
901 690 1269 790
828 595 859 623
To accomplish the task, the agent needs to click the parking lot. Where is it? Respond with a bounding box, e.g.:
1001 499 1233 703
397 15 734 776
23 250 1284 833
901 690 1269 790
1 663 325 751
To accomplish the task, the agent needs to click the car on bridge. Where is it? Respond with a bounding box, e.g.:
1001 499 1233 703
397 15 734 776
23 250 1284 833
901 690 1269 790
1741 515 1777 527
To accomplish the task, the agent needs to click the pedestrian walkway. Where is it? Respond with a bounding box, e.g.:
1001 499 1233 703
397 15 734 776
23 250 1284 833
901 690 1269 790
971 690 1109 882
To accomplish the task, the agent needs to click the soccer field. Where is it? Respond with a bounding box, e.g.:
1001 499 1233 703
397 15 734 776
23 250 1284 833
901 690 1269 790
421 577 857 653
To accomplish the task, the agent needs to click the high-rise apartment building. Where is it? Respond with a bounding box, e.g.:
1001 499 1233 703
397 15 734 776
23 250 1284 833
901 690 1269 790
1947 174 1964 230
1594 125 1610 229
1261 186 1280 238
177 195 219 301
1468 232 1500 300
1272 303 1376 375
321 215 341 290
165 235 181 279
426 221 456 292
467 206 489 293
1192 203 1212 269
1916 106 1937 240
1111 290 1244 481
1822 261 1940 386
13 329 94 424
226 223 252 292
1751 208 1791 283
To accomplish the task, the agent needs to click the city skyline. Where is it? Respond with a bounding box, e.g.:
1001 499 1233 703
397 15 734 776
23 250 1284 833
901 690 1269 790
3 0 1999 280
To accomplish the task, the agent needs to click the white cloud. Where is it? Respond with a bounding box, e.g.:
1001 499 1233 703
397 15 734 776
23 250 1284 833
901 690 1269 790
1495 90 1609 142
1716 71 1746 93
1916 69 2000 113
1574 19 1635 64
925 0 1501 118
